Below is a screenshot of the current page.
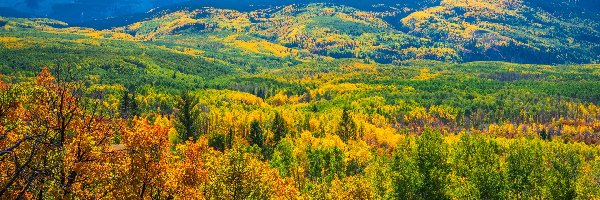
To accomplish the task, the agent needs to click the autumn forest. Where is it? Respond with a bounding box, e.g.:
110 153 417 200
0 0 599 199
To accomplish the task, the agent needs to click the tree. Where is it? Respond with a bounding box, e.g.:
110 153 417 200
174 92 200 141
0 68 119 198
115 118 171 199
270 138 295 177
507 139 545 199
454 134 506 199
391 136 423 199
337 108 356 142
130 92 140 117
227 127 234 149
248 120 264 148
271 112 288 144
366 157 394 199
416 130 449 200
165 140 209 199
208 133 226 152
204 148 298 199
119 90 130 119
545 141 581 199
312 104 318 113
119 90 140 119
575 158 600 199
329 176 375 199
306 147 345 182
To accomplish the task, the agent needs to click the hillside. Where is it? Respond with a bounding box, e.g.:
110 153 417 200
114 2 600 64
2 2 599 65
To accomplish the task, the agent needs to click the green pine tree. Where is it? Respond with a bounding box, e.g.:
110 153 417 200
271 112 287 144
119 91 130 119
337 107 356 142
249 119 264 148
175 92 200 141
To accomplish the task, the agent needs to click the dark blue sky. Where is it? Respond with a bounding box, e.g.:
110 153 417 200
0 0 188 22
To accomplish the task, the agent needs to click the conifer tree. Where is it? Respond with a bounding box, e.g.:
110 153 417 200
338 108 356 142
175 92 200 141
119 90 130 119
249 120 264 148
130 92 139 117
272 112 287 144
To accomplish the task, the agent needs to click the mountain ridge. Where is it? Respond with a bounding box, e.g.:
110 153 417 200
1 1 600 64
108 2 600 64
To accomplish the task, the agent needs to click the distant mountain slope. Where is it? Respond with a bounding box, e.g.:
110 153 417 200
111 2 599 64
396 0 600 63
1 0 599 64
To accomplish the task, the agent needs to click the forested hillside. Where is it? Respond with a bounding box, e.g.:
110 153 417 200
112 2 600 64
0 0 600 199
4 1 600 64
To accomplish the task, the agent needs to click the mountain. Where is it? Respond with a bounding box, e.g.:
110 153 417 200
1 1 599 66
110 2 600 64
